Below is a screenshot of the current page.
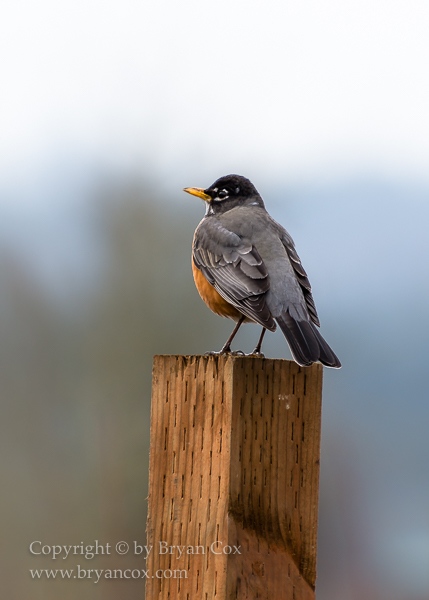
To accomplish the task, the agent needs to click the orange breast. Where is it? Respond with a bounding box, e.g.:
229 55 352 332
192 259 242 320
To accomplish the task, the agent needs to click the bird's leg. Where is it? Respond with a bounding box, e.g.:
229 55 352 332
220 315 245 354
205 315 245 356
248 327 266 357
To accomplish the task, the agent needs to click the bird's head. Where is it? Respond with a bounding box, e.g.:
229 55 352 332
184 174 264 215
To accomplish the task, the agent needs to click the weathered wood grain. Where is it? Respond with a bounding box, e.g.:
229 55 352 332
146 355 323 600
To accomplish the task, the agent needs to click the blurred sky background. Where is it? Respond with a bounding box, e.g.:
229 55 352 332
1 1 428 599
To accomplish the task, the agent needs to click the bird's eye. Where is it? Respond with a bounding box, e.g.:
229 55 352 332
235 187 240 194
218 189 228 199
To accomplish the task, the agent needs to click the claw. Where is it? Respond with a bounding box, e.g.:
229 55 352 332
247 351 265 358
204 349 246 357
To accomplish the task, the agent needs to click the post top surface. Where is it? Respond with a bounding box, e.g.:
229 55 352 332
153 354 323 373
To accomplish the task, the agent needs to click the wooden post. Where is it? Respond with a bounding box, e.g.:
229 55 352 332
146 355 323 600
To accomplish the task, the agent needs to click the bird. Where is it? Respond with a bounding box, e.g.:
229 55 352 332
183 174 341 368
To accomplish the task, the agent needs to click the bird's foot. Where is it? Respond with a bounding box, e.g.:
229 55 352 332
204 348 245 357
246 351 265 358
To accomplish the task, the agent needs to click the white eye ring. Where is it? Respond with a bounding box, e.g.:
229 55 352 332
214 189 229 201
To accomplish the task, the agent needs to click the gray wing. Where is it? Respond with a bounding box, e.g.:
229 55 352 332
193 218 276 331
276 229 341 367
280 230 320 327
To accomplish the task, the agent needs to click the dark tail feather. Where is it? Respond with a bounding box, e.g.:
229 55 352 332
277 310 341 368
309 322 342 368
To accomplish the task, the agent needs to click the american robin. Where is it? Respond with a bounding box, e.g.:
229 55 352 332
183 174 341 368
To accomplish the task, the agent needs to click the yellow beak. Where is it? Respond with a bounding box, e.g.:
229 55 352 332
183 187 211 202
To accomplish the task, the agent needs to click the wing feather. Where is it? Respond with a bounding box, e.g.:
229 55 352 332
281 231 320 327
193 219 276 331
